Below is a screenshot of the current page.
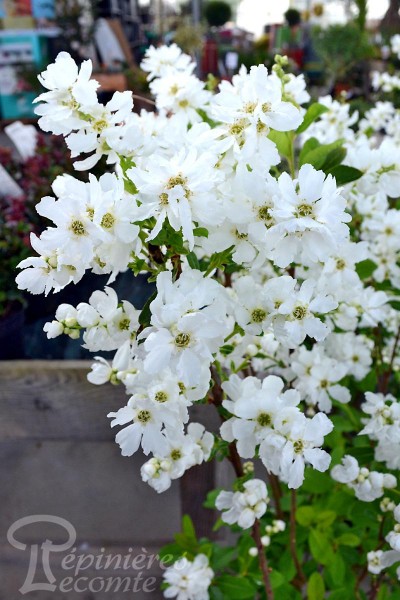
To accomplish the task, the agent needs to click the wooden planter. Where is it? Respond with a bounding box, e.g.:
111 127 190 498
0 361 231 599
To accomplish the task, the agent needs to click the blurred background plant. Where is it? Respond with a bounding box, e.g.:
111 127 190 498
311 22 374 93
204 0 232 28
0 134 76 318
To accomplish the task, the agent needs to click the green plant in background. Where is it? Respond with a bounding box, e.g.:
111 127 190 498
173 22 204 55
204 0 232 27
311 23 373 90
284 8 302 28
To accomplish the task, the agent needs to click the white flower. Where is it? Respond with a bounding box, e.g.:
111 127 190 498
266 164 351 268
141 44 194 80
34 52 99 135
141 269 230 386
87 341 137 385
163 554 214 600
108 396 169 457
66 91 134 169
216 479 269 529
210 64 302 166
291 346 350 413
127 148 223 250
367 550 385 575
260 412 333 488
331 455 397 501
275 279 337 347
150 71 211 126
221 374 300 458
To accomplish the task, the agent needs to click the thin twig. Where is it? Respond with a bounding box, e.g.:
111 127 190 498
380 325 400 394
268 473 284 520
252 519 275 600
132 94 156 106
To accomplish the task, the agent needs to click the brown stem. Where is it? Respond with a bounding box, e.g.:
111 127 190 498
290 489 306 587
268 473 284 520
355 566 368 599
252 519 275 600
379 325 400 394
171 254 182 280
369 574 383 600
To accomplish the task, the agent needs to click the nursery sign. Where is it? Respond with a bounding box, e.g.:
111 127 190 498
7 515 165 595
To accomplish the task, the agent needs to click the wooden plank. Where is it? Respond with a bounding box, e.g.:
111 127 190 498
0 362 222 442
0 439 181 546
0 361 127 441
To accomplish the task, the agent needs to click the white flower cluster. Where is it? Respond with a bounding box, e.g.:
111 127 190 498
17 44 400 558
16 174 142 294
360 392 400 470
372 71 400 94
331 455 396 502
44 287 139 350
216 479 269 529
163 553 214 600
221 375 333 488
367 504 400 581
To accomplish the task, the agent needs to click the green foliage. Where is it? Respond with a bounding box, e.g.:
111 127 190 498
204 1 232 27
284 8 301 27
311 23 373 82
295 103 329 134
307 572 325 600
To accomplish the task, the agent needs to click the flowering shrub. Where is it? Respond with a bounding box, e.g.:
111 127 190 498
17 45 400 599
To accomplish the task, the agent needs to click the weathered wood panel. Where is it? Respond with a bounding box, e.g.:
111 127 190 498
0 361 229 600
0 361 127 441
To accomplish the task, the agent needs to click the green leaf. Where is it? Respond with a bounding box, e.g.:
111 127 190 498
214 575 257 599
358 369 378 393
299 137 319 165
296 506 315 527
268 130 293 159
158 542 184 564
182 514 197 543
356 259 377 280
296 103 329 134
389 299 400 311
211 546 237 571
302 469 334 494
323 146 347 172
329 588 355 600
299 139 343 169
193 227 209 238
316 510 337 528
270 570 285 589
335 533 360 547
203 489 222 509
328 164 364 185
187 251 200 270
327 552 346 587
206 246 234 274
119 156 136 173
307 572 325 600
309 529 334 565
138 290 157 327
